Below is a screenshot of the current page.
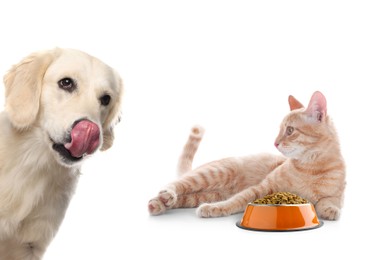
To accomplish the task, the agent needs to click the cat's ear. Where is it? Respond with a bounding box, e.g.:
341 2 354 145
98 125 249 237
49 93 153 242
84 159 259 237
305 91 327 122
288 95 304 111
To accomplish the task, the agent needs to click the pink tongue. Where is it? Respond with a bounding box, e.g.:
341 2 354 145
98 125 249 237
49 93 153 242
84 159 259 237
64 120 100 158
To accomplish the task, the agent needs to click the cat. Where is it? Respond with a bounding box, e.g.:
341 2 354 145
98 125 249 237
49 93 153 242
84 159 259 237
148 91 346 220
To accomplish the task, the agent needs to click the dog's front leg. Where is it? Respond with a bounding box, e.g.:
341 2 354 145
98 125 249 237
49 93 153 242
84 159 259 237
0 239 47 260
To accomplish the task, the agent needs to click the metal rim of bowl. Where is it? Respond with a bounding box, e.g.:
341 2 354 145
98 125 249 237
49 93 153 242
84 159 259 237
236 220 324 232
247 202 313 207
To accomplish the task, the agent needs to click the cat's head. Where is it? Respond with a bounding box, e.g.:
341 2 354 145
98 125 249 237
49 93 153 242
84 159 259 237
274 91 334 160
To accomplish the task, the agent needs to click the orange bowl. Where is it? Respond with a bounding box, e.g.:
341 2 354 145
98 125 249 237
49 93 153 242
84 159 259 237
236 202 323 232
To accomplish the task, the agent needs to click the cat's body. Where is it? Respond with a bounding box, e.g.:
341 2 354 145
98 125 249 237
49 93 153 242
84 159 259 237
148 91 346 220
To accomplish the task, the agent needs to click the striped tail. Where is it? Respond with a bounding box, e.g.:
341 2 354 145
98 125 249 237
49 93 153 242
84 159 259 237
177 125 205 176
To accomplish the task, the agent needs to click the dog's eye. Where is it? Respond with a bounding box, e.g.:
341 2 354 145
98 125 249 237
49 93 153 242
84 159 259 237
58 78 76 92
100 94 111 106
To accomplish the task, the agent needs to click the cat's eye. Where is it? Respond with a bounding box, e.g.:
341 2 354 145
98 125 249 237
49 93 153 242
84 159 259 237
286 126 294 135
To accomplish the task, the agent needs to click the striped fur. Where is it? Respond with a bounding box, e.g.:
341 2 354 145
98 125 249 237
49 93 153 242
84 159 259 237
148 91 346 220
176 125 205 176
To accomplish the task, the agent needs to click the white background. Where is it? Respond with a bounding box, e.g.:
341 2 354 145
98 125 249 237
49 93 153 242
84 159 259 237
0 1 380 259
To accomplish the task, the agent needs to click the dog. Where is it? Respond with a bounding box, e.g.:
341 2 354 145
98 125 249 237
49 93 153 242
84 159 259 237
0 48 123 259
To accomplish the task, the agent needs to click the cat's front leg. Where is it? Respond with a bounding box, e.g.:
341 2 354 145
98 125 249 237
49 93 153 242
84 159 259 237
196 190 258 218
196 180 275 217
148 189 177 216
196 200 246 218
314 197 342 220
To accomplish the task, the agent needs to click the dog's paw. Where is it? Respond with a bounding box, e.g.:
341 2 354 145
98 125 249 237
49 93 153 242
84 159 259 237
148 189 177 215
196 203 230 218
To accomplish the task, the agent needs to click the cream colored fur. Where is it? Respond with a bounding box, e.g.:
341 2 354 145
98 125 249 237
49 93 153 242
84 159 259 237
0 48 123 259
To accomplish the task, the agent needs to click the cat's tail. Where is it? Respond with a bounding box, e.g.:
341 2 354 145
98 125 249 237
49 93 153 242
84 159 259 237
177 125 205 176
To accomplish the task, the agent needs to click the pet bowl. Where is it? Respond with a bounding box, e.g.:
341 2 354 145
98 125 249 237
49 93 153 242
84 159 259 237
236 202 323 232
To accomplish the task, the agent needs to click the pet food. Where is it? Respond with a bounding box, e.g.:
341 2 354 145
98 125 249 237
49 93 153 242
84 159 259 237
252 192 308 205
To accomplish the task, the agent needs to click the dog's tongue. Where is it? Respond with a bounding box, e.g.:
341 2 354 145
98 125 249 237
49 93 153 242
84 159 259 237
64 120 100 158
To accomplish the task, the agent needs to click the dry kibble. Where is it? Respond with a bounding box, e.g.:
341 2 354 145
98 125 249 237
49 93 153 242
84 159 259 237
252 192 308 205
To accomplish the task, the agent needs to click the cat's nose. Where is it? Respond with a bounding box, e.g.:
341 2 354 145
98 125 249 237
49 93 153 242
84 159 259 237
274 142 279 148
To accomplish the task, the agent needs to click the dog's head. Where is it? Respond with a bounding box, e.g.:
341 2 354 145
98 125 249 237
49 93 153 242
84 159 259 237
3 48 123 167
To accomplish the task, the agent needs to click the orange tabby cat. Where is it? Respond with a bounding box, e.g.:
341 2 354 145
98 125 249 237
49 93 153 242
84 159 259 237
148 91 346 220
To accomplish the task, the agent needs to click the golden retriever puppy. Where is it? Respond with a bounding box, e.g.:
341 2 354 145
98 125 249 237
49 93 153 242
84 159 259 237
0 48 123 259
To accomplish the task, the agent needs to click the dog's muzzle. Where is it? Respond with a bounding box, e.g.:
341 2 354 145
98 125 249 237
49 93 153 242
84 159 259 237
64 120 100 158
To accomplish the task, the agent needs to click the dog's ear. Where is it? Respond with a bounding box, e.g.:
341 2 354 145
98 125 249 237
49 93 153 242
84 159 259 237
100 74 123 151
101 127 116 151
3 49 57 129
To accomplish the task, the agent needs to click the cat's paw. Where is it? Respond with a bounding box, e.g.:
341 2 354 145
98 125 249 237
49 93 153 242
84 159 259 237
315 198 341 220
318 206 340 220
196 203 229 218
158 189 177 207
148 198 166 215
148 189 177 216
